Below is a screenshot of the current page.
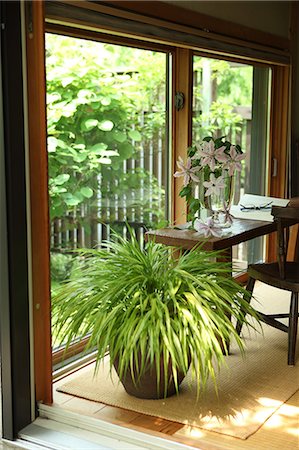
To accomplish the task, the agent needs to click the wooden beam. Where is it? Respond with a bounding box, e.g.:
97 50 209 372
46 22 173 53
25 0 52 404
267 64 290 262
99 1 290 52
172 48 192 225
45 1 290 65
268 65 290 199
290 2 299 197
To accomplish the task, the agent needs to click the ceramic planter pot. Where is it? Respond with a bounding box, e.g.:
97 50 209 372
113 354 190 399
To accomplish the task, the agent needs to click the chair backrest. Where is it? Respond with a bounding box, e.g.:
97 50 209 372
271 198 299 279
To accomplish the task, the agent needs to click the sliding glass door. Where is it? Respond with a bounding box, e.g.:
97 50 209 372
20 0 290 409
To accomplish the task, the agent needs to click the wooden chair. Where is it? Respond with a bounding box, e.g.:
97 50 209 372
236 198 299 365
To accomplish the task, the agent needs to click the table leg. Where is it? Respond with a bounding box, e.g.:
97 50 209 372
217 246 232 354
216 246 232 273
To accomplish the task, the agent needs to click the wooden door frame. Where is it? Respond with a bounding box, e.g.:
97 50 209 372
172 48 193 225
25 0 52 404
27 1 291 404
266 64 290 262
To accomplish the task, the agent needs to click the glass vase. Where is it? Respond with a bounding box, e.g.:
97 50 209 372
195 168 213 221
209 175 235 227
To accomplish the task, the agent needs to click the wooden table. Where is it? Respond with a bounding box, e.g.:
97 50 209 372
145 218 278 255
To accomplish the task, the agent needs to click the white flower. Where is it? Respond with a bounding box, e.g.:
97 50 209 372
203 173 225 196
193 141 228 171
173 156 200 187
215 146 229 164
194 217 222 238
224 145 246 176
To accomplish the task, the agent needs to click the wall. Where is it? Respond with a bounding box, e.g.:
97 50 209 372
166 1 291 38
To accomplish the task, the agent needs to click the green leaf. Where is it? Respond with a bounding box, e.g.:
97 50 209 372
61 76 75 87
74 153 87 163
179 185 192 198
89 143 108 154
74 192 84 202
101 150 119 157
128 130 142 141
90 102 101 110
98 157 112 164
54 174 70 185
63 193 80 206
101 97 111 106
84 119 99 131
47 93 61 104
50 204 64 219
118 142 134 159
48 136 58 153
56 139 68 149
112 131 127 143
98 120 114 131
189 198 200 211
78 89 92 99
80 187 93 198
50 186 67 195
111 160 120 170
65 198 80 206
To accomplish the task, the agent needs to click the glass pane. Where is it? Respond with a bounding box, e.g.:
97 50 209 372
46 34 169 352
192 56 271 269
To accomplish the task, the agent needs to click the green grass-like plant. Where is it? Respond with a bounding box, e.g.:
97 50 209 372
52 230 259 396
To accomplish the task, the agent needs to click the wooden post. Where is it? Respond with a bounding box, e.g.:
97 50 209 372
267 64 290 262
25 0 52 404
173 48 193 225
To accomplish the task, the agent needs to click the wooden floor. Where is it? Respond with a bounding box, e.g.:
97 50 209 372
53 283 299 450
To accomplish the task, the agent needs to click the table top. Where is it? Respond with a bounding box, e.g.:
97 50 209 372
145 218 278 251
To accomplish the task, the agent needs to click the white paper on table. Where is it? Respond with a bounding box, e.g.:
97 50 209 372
230 194 289 222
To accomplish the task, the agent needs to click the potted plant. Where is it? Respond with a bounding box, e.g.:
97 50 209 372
52 230 259 399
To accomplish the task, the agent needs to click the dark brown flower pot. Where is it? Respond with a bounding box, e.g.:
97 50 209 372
113 355 190 400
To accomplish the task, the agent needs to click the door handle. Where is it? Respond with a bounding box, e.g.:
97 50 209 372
175 92 185 111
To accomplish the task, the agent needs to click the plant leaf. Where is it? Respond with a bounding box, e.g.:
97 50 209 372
128 130 142 141
84 119 99 130
80 187 93 198
54 174 70 185
98 120 114 131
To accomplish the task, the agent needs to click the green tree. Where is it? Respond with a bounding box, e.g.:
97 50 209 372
193 57 252 139
46 34 166 229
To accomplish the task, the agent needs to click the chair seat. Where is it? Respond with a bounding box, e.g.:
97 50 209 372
249 262 299 292
240 203 299 365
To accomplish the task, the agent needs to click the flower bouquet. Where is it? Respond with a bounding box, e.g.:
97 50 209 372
174 136 245 235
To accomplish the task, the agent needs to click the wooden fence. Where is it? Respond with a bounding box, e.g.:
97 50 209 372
50 111 167 251
50 116 251 254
